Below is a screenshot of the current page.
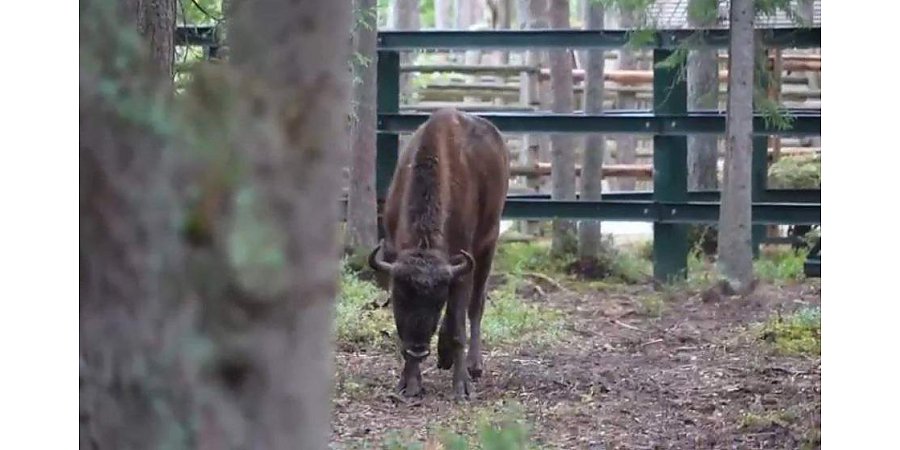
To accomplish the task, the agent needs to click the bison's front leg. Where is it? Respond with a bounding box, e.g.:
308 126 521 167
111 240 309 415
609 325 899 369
396 356 424 398
446 278 474 401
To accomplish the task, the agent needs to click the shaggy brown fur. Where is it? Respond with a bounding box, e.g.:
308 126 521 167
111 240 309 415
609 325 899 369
369 108 509 401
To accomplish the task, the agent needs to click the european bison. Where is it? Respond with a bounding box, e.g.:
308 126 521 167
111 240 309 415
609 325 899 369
368 108 509 400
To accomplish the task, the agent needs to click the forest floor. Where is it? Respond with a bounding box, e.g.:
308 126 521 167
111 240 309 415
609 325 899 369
330 244 821 449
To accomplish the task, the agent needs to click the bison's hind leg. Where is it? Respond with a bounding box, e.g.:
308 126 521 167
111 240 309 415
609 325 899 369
466 244 496 380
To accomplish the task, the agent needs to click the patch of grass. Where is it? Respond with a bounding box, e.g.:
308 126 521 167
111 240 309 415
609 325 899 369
482 276 566 347
608 246 652 284
362 403 540 450
495 240 650 284
334 259 565 353
755 246 808 283
800 428 821 450
758 306 821 356
634 239 653 261
636 293 666 318
335 260 395 352
740 409 798 431
493 241 572 276
679 247 721 291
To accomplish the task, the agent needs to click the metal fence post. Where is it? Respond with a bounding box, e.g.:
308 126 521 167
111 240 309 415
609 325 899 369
752 135 768 258
752 33 772 258
376 49 400 239
652 49 689 283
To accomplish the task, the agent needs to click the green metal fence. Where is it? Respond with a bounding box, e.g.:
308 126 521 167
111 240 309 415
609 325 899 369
173 26 821 281
375 28 821 281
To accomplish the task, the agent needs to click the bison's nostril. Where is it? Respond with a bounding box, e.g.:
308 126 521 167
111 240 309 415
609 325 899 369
405 346 430 359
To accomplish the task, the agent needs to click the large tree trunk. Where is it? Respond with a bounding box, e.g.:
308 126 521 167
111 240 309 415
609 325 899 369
391 0 420 101
80 0 187 448
577 0 605 261
687 0 719 192
219 0 350 446
548 0 576 256
610 5 638 191
81 0 351 448
347 0 379 256
718 0 755 293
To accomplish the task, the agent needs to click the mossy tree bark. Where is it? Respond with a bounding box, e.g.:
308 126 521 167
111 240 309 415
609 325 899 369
348 0 380 257
548 0 577 256
577 0 606 262
80 0 351 448
717 0 755 294
687 0 720 192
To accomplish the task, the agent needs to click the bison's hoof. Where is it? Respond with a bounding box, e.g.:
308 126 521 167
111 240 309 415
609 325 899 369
396 378 424 398
397 384 424 398
467 365 483 379
452 379 475 402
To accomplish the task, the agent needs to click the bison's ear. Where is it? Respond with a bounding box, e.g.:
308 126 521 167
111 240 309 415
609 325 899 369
368 241 394 274
448 250 475 279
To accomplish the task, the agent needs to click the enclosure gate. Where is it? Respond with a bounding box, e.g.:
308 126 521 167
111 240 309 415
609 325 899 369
173 26 822 282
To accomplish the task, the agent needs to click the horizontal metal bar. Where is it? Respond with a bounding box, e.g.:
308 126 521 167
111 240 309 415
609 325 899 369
377 28 821 50
175 26 218 47
657 202 820 225
339 198 819 225
804 259 821 277
760 189 821 203
500 200 819 224
502 200 655 221
508 189 820 203
378 112 820 136
174 27 821 51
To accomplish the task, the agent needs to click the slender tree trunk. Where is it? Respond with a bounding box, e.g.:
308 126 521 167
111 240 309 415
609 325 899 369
516 0 547 236
548 0 576 256
796 0 820 147
611 5 638 191
435 0 454 28
686 0 721 256
687 0 719 192
122 0 176 85
718 0 755 294
348 0 379 256
391 0 420 100
578 0 605 261
490 0 513 64
797 0 815 25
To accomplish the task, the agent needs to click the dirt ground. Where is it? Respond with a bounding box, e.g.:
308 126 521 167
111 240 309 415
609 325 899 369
331 277 821 449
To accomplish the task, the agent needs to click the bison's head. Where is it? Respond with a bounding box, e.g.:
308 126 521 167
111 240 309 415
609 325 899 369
368 242 474 360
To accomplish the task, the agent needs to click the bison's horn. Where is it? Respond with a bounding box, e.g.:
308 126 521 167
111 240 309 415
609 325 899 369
368 242 394 273
448 250 475 279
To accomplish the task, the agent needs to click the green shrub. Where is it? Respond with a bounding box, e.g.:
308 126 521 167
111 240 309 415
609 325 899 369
335 260 395 352
758 306 821 356
755 247 807 282
768 154 821 189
